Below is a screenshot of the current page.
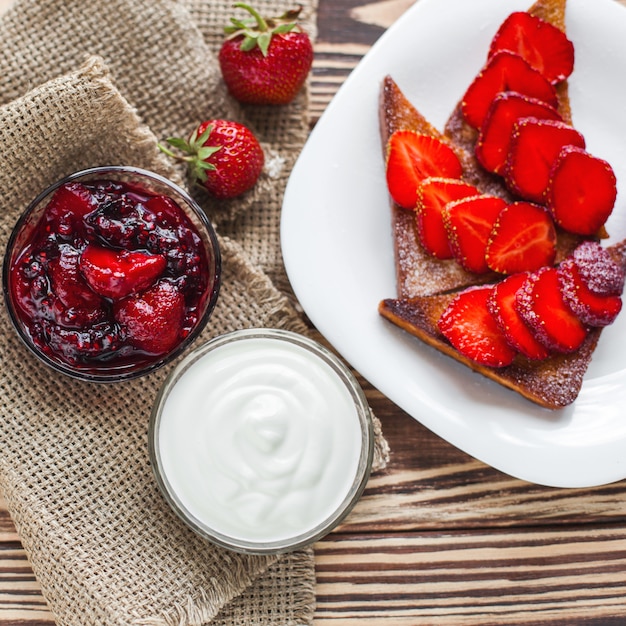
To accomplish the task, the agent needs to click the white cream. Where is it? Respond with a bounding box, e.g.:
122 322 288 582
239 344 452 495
156 333 366 546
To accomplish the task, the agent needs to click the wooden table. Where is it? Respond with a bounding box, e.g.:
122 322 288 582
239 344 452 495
2 0 626 623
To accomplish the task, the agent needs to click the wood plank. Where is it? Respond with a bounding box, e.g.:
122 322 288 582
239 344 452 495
0 542 53 623
314 528 626 625
0 499 19 543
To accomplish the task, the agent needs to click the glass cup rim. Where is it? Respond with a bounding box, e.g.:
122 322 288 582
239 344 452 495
2 165 221 383
148 327 375 555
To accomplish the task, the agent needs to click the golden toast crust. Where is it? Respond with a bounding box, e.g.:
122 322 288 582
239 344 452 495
378 295 601 409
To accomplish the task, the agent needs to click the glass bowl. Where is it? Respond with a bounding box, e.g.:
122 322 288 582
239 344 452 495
149 328 374 554
2 166 221 382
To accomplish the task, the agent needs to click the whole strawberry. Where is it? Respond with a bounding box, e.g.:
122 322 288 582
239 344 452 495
159 119 264 199
218 3 314 105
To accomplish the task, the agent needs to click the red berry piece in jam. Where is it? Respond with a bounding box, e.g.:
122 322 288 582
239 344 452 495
114 280 185 355
41 321 124 364
48 244 107 328
79 244 166 300
144 195 183 227
46 182 98 222
85 190 153 250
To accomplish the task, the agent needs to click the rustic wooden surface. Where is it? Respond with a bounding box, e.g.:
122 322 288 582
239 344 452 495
2 0 626 623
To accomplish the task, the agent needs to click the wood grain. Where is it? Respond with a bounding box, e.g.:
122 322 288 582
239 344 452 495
2 0 626 623
315 528 626 625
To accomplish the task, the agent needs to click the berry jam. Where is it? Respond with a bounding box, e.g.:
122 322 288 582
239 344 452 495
7 178 213 376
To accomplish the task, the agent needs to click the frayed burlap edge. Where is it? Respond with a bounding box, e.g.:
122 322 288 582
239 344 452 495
137 550 316 626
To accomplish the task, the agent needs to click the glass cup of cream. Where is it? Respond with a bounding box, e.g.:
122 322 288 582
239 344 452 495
149 328 374 554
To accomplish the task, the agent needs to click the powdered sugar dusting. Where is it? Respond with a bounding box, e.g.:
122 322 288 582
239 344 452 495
571 240 625 295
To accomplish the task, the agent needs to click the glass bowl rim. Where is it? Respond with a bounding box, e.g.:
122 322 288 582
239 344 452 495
2 165 222 383
148 327 375 554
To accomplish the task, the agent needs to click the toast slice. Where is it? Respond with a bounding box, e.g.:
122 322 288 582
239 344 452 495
381 0 580 299
379 242 626 409
380 76 502 298
379 296 600 409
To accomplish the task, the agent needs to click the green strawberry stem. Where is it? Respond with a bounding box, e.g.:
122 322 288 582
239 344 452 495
157 125 221 184
224 3 301 56
233 3 268 31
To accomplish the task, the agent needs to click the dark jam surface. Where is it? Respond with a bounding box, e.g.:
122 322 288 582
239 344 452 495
9 179 212 374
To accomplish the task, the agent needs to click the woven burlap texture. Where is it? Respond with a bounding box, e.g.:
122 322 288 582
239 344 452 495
0 0 389 624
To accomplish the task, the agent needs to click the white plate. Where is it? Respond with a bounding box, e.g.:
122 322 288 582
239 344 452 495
281 0 626 488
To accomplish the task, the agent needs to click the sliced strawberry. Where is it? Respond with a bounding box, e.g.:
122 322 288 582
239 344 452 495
461 50 558 129
438 285 517 367
80 244 166 300
443 195 506 274
48 244 107 328
485 201 556 274
476 91 561 174
487 273 550 360
385 131 463 209
488 11 575 84
515 266 588 353
558 258 622 327
114 280 185 355
415 177 480 259
504 117 585 202
546 145 617 236
570 241 625 297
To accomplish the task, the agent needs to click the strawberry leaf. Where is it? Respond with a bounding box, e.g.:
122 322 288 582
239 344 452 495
197 146 221 161
275 23 295 33
257 32 271 56
165 137 189 151
241 35 258 51
193 124 212 148
223 3 304 57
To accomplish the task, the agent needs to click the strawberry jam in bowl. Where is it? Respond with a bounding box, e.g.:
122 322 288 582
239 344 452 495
3 166 221 382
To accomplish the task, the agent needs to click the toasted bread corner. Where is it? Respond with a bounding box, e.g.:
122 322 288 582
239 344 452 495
378 294 601 410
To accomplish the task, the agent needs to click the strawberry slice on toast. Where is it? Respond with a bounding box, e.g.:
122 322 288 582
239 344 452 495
379 241 626 409
380 76 504 297
380 0 579 299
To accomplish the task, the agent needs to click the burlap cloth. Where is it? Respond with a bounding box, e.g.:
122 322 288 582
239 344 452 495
0 1 389 625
